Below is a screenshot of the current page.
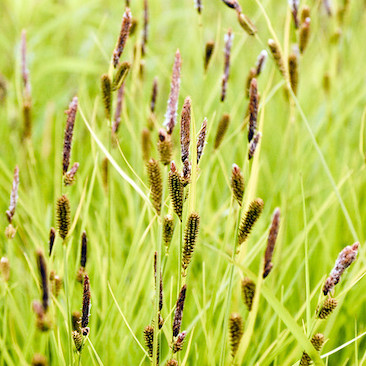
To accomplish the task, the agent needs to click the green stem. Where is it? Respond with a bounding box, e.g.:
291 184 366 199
63 244 73 366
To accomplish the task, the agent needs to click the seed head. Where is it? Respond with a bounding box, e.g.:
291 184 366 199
288 53 299 95
141 128 151 162
168 162 184 221
221 29 233 102
166 360 178 366
180 97 191 164
182 213 200 273
317 297 338 319
248 132 261 160
147 159 163 215
231 164 244 206
56 195 70 241
242 277 256 311
72 331 83 352
154 252 164 312
101 74 112 120
36 250 49 312
173 284 187 337
81 274 91 329
238 198 264 245
237 12 257 36
150 77 158 113
268 39 287 79
63 96 78 174
112 82 125 136
31 354 48 366
204 41 215 72
143 325 155 358
221 0 241 12
157 129 173 166
301 6 311 23
113 8 132 67
299 18 311 54
323 242 359 295
248 78 258 142
263 207 280 278
300 333 325 365
197 118 207 164
245 68 257 98
214 113 230 149
112 61 130 91
289 0 300 28
163 215 175 250
255 50 268 76
6 166 19 224
229 313 243 358
172 331 187 353
64 162 79 186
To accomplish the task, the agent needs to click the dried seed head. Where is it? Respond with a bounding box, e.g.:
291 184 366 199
214 113 230 149
248 78 258 142
300 6 311 23
238 198 264 245
72 311 81 332
204 40 215 72
81 274 91 329
245 68 257 98
172 331 187 353
141 128 151 162
157 129 173 166
263 208 280 278
299 18 311 54
147 158 163 215
229 313 243 358
289 0 300 28
242 277 256 311
255 50 268 76
80 231 87 268
166 360 179 366
112 61 130 91
56 195 70 241
64 162 79 186
63 96 78 174
300 333 325 365
150 77 158 113
248 132 261 160
221 29 233 102
101 74 112 120
36 250 49 312
180 97 191 164
163 215 175 249
168 162 184 221
268 39 287 79
288 53 299 95
196 118 207 164
173 284 187 337
112 82 125 135
72 331 83 352
231 164 245 206
144 325 154 358
323 242 359 295
6 166 19 224
317 297 338 319
165 50 182 135
113 8 132 67
0 257 10 282
238 12 257 36
182 213 200 273
31 354 48 366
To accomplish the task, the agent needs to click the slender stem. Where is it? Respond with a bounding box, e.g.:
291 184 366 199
219 208 241 366
63 244 73 366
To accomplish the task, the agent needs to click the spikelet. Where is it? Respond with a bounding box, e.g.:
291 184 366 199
255 50 268 76
288 53 299 95
289 0 300 28
157 129 173 166
166 360 179 366
299 18 311 54
141 0 149 55
229 313 243 358
248 78 258 142
154 252 164 312
163 215 175 250
81 274 91 329
100 74 112 120
31 354 48 366
238 198 264 245
248 132 261 160
242 277 255 311
147 159 163 215
194 0 203 13
113 8 132 67
268 39 287 79
300 333 325 365
0 257 10 282
221 29 233 102
141 128 151 162
204 41 215 72
231 164 244 206
323 242 359 295
182 213 200 273
263 208 280 278
63 96 78 175
245 68 257 98
80 231 88 268
6 166 19 224
150 77 158 113
172 331 187 353
165 50 182 135
112 82 125 135
56 195 70 241
238 12 257 36
214 113 230 149
317 298 338 319
180 97 191 164
112 61 130 91
64 162 79 186
144 325 154 358
73 331 83 352
300 6 311 23
196 118 207 164
102 157 109 192
72 311 81 332
168 162 184 221
36 250 49 312
173 284 187 337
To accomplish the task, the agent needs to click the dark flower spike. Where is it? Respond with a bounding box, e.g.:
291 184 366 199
204 41 215 72
231 164 244 206
214 113 230 149
263 208 280 278
173 284 187 337
147 159 163 215
182 213 200 273
101 74 112 120
48 228 56 257
150 77 158 113
56 195 71 241
229 313 243 358
63 96 78 175
317 297 338 319
81 274 91 329
221 29 233 102
6 166 19 224
157 129 173 166
168 162 184 220
248 78 258 142
113 7 132 67
238 198 264 245
36 250 49 312
196 118 207 164
112 83 125 135
242 277 255 311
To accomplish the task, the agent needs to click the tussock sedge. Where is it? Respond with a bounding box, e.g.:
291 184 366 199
0 0 366 365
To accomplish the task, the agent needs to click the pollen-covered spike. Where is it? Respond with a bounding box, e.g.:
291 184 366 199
146 159 163 215
238 198 264 245
101 74 112 120
168 162 184 221
56 195 70 241
317 297 338 319
182 213 200 273
163 215 175 250
241 277 255 311
229 313 243 358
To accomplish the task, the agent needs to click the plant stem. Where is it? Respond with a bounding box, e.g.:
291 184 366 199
63 244 73 366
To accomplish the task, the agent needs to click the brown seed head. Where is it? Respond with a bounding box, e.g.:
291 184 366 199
113 8 132 67
150 77 158 113
72 311 81 332
56 195 70 241
0 257 10 282
238 12 257 36
182 213 200 273
147 159 163 215
81 274 91 329
172 331 187 353
238 198 264 245
204 40 215 72
242 277 256 311
112 61 130 91
72 331 83 352
163 215 175 249
141 0 149 55
268 39 287 79
248 78 258 142
157 129 173 166
168 162 184 220
231 164 244 206
300 6 311 23
180 97 191 164
64 162 79 186
248 132 261 160
63 97 78 174
299 17 311 54
229 313 243 358
166 360 179 366
173 284 187 337
317 297 338 319
141 128 151 162
214 113 230 149
31 354 48 366
36 250 49 312
112 82 125 135
154 252 164 312
221 29 233 102
245 67 257 98
197 118 207 164
288 53 299 95
144 325 155 358
80 231 87 268
263 208 280 278
101 74 112 120
289 0 300 28
255 50 268 76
